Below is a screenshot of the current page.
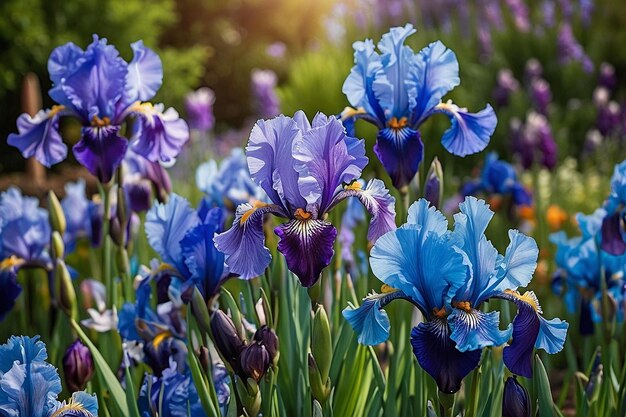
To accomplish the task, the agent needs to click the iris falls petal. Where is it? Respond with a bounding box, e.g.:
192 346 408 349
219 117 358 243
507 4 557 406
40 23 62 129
374 126 423 189
132 103 190 165
8 108 67 168
435 102 497 157
342 294 391 346
275 218 337 287
448 309 512 352
73 125 128 183
410 320 481 393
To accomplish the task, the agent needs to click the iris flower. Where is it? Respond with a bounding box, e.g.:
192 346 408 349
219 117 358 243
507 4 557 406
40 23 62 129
551 209 626 335
343 197 567 392
0 335 98 416
146 194 229 301
7 35 189 183
601 159 626 255
123 148 173 213
341 24 497 189
461 152 532 208
214 111 396 287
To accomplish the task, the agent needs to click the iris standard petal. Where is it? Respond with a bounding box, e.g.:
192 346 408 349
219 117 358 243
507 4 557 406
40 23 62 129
373 24 417 118
435 102 497 157
342 296 391 346
126 40 163 103
73 125 128 183
411 40 460 123
293 113 368 211
0 268 22 321
8 108 67 168
448 309 512 352
145 194 200 275
495 230 539 291
132 103 190 165
214 202 277 280
48 42 85 85
410 320 482 393
246 115 307 212
59 35 128 119
342 39 385 122
373 126 424 189
601 212 626 256
370 226 467 314
275 218 337 287
180 209 226 298
405 198 448 237
51 391 99 416
334 179 397 242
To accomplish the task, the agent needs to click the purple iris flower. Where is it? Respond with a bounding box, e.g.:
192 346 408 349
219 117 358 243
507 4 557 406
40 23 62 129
344 198 567 392
7 35 189 184
123 148 172 213
557 23 594 73
511 112 557 170
214 111 396 287
251 69 280 119
601 160 626 256
341 24 497 189
184 87 215 132
492 69 520 107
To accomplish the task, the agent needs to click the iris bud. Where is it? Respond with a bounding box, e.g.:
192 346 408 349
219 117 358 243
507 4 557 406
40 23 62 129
57 260 77 319
311 305 332 384
51 231 65 260
424 157 444 209
308 353 330 404
62 339 94 392
502 376 530 417
191 287 212 335
240 342 270 382
253 325 279 364
210 310 245 372
48 190 66 235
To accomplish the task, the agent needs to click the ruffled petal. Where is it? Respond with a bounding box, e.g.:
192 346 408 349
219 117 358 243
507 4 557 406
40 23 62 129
494 230 539 292
48 42 85 84
435 102 497 157
342 294 392 346
370 225 468 314
246 115 307 212
131 103 190 165
293 112 368 211
448 309 512 352
342 39 385 122
405 198 448 237
410 320 481 393
374 126 424 189
535 316 568 354
126 40 163 103
502 298 539 378
275 218 337 287
73 125 128 183
214 202 278 280
335 179 397 242
411 40 460 123
145 194 200 275
8 109 67 167
372 24 417 118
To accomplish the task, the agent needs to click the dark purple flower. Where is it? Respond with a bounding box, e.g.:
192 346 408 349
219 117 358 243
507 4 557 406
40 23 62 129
599 63 617 91
210 310 245 371
493 69 520 107
502 376 530 417
215 111 396 287
240 342 270 382
62 339 94 392
531 78 552 115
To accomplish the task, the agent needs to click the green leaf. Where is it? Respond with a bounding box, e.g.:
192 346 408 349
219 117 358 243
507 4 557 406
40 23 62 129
187 329 220 417
70 320 129 416
534 355 556 417
124 362 142 417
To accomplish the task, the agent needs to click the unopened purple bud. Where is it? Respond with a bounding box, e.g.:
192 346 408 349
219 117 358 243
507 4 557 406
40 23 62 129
502 376 530 417
240 342 270 382
211 310 245 370
424 157 444 208
62 339 94 392
185 87 215 132
253 325 279 362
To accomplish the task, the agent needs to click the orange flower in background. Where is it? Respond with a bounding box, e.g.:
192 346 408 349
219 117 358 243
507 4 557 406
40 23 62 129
518 205 535 221
546 205 568 230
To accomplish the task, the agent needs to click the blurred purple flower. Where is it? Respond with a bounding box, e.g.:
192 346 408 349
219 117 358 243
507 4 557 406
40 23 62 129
511 112 557 170
531 78 552 115
184 87 215 132
557 23 594 73
266 42 287 58
251 69 280 119
599 62 617 91
493 69 520 107
505 0 530 32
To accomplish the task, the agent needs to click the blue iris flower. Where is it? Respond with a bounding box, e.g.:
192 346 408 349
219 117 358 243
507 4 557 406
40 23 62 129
196 148 266 209
341 24 497 189
461 152 532 207
600 159 626 255
146 194 229 301
0 335 98 416
343 197 567 392
0 188 52 321
7 36 189 183
214 111 397 288
551 208 626 335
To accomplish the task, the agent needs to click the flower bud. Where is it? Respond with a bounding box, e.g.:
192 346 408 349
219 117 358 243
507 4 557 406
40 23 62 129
51 231 65 260
253 325 279 364
62 339 94 392
191 287 212 335
210 310 245 371
48 190 66 235
56 260 77 318
308 353 330 404
311 305 332 384
502 376 530 417
240 342 270 382
424 157 443 209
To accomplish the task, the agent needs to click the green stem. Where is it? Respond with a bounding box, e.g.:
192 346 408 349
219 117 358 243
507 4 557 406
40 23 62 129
100 183 113 306
438 392 455 417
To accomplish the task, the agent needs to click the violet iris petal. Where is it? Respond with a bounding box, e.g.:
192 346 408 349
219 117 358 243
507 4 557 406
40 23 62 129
73 125 128 183
7 109 67 167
